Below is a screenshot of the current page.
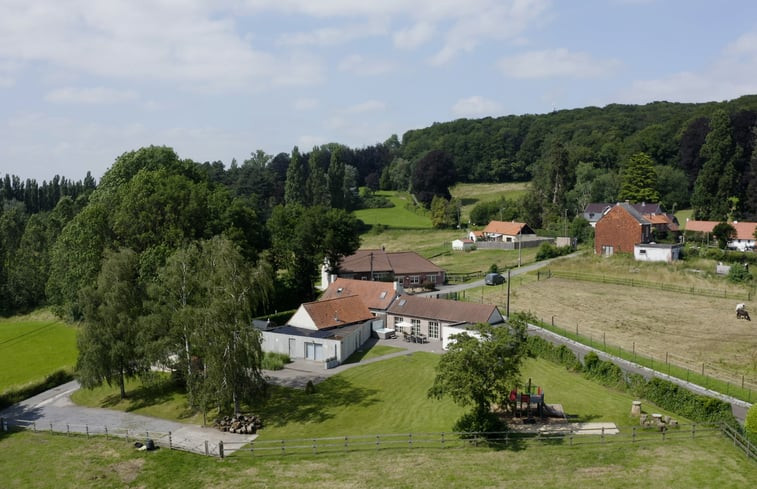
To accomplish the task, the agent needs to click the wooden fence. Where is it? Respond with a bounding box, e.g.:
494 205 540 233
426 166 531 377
3 418 753 462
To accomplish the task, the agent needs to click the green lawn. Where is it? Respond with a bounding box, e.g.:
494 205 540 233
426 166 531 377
450 182 529 222
70 374 207 425
0 317 77 393
2 422 754 489
343 344 405 364
354 191 432 229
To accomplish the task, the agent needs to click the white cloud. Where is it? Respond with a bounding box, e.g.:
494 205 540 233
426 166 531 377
451 96 503 118
498 48 620 79
0 1 323 92
616 30 757 104
337 55 395 76
393 22 435 49
45 87 139 104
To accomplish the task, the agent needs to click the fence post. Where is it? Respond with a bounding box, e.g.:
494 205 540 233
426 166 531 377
441 432 444 447
376 434 380 449
168 431 172 450
632 427 636 443
67 424 70 436
50 423 53 434
281 439 285 454
104 426 108 440
33 422 36 432
344 435 349 450
691 423 696 439
205 440 209 456
86 425 89 438
312 438 317 454
408 433 412 448
601 426 605 443
219 441 224 459
125 429 129 443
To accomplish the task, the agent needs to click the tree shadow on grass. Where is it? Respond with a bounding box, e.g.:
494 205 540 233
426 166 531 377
251 377 379 428
98 376 182 414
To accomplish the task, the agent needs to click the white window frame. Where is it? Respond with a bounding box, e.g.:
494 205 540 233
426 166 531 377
411 319 421 336
428 321 440 339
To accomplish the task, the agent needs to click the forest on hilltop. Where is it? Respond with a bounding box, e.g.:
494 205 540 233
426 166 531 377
2 95 757 317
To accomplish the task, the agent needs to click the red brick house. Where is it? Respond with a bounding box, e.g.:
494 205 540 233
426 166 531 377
595 203 652 256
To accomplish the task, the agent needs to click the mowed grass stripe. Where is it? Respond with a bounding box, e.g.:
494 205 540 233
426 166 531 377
0 320 78 393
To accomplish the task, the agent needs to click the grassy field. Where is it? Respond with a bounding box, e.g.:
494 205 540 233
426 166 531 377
1 428 754 489
0 313 77 393
354 191 432 229
450 182 529 222
476 254 757 382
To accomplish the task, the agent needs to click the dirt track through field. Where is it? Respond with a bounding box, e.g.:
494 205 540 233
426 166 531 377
494 278 757 382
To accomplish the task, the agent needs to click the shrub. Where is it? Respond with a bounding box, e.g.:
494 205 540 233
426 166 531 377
535 243 573 261
453 406 507 438
261 352 291 371
582 352 625 389
744 404 757 439
0 369 74 411
526 336 582 371
727 263 753 283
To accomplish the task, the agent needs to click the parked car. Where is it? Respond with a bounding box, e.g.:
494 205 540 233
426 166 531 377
485 272 505 285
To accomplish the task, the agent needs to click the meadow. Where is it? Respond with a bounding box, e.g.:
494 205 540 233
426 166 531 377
0 312 77 394
2 347 756 489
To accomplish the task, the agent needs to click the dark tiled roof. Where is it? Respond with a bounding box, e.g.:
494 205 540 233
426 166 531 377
338 250 444 275
387 295 502 324
320 278 398 310
271 323 363 339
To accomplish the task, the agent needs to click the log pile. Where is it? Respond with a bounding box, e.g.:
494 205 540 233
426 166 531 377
214 414 263 434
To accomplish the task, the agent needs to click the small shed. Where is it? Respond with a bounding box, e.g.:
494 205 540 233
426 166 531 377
634 243 683 263
452 239 475 251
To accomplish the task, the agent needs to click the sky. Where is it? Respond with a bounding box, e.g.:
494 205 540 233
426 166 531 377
2 0 757 182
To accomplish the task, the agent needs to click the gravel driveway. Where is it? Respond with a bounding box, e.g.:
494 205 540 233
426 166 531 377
0 380 256 456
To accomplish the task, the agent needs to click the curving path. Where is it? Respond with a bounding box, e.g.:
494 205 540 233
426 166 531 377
0 380 256 455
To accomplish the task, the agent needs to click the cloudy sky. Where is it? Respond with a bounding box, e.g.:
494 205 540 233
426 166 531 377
2 0 757 181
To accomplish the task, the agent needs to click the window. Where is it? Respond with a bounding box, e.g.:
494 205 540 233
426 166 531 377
427 274 437 283
394 316 404 327
428 321 440 339
410 275 420 285
411 319 421 336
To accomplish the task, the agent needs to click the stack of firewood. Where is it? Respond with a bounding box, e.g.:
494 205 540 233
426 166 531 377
214 414 263 434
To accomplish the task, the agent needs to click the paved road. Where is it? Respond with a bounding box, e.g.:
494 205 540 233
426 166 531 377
417 251 583 298
0 380 256 455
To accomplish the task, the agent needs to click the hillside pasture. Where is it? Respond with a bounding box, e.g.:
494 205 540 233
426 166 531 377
0 316 77 393
354 191 432 229
450 182 529 221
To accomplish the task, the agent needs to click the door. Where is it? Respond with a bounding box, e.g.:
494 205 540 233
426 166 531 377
314 343 324 361
288 338 296 357
305 342 315 360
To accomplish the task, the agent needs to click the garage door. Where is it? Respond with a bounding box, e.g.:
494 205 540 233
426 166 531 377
305 342 324 361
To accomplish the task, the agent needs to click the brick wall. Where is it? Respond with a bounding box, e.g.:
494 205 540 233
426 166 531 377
594 206 647 254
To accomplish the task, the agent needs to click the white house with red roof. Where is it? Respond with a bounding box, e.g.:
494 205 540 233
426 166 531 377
685 220 757 251
261 295 375 366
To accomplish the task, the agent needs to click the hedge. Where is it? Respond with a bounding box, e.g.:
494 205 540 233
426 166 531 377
0 369 74 411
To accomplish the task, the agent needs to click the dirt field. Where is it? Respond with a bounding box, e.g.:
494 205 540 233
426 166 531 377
483 277 757 383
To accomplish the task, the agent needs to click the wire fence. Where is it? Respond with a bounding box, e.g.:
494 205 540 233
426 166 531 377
547 270 754 301
2 418 753 462
534 316 757 404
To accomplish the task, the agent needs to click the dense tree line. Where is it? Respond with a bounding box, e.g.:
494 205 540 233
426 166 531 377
6 95 757 318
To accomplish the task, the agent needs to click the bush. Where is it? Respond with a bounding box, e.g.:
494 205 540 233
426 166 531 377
582 352 625 388
727 263 753 283
535 243 573 261
639 378 736 425
453 406 508 438
527 336 582 371
0 369 74 411
261 352 291 371
743 404 757 439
